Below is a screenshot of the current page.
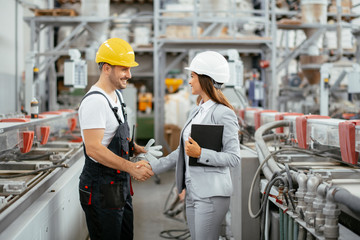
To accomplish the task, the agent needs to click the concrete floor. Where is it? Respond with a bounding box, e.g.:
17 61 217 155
132 169 189 240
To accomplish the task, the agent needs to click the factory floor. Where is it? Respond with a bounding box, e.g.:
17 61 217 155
132 169 189 240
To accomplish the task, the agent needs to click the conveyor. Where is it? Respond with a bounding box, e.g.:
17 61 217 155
0 111 87 239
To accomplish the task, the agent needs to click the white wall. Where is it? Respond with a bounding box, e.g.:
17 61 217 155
0 0 49 115
0 1 22 115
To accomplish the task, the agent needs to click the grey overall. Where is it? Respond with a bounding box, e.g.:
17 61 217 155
78 90 134 240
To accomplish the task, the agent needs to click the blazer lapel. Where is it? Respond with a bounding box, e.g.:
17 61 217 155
181 106 201 134
201 103 218 124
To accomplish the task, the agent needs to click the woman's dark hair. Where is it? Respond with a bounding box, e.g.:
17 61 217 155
196 74 234 111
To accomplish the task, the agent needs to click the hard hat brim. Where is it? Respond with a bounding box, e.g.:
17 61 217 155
184 66 202 74
96 56 139 67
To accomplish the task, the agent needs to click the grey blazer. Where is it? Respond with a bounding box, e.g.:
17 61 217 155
150 103 241 198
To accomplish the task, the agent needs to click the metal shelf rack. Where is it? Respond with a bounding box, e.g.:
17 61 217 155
23 16 113 113
152 0 278 149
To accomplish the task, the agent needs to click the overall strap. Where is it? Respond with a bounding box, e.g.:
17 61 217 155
81 91 123 124
115 90 127 122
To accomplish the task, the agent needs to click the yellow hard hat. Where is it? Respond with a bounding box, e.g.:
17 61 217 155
95 38 139 67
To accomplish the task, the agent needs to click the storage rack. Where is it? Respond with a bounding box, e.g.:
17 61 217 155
23 15 112 112
152 0 278 148
22 1 360 149
274 4 360 114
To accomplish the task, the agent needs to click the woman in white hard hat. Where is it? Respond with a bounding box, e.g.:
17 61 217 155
149 51 241 239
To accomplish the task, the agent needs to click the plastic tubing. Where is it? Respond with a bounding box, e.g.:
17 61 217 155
332 187 360 217
254 120 290 180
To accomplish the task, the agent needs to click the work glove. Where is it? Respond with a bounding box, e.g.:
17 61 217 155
132 139 163 163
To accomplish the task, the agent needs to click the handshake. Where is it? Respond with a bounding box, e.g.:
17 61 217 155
131 139 163 181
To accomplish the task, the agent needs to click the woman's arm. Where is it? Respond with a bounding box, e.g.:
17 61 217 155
149 144 180 174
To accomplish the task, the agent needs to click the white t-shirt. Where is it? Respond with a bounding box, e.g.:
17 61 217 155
79 86 125 148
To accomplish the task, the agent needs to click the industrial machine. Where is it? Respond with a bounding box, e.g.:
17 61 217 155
230 108 360 240
0 111 87 239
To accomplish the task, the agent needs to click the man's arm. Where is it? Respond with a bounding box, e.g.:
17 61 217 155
83 128 154 181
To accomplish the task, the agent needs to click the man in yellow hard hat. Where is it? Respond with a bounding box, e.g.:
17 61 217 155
78 38 154 239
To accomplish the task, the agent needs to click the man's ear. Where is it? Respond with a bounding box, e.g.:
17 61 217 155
102 63 112 74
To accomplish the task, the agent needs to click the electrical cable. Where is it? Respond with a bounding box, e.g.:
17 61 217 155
283 188 290 206
284 164 293 191
264 200 270 240
249 148 294 218
260 177 286 240
0 147 20 161
160 182 189 239
255 170 285 231
0 164 68 178
159 229 190 240
287 191 296 212
284 164 296 211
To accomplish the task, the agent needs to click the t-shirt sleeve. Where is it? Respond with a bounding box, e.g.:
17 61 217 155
79 95 108 130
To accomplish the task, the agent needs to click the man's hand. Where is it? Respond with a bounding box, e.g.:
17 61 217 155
185 137 201 158
130 161 153 181
136 160 152 170
133 143 146 155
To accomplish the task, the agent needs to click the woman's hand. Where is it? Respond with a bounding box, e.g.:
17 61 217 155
185 137 201 158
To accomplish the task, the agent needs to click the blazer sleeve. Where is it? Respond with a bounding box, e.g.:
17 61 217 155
196 106 241 167
149 145 179 175
149 106 199 174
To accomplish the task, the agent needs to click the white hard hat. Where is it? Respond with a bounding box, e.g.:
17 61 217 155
185 51 230 84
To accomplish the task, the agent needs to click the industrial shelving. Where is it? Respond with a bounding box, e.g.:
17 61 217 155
23 9 154 110
22 1 279 150
23 15 114 112
22 1 360 148
152 0 278 148
274 3 360 114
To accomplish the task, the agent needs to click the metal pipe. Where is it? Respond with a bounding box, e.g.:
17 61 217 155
313 183 328 235
15 1 19 112
293 221 298 240
295 171 308 219
298 226 306 240
323 188 341 240
280 208 284 240
288 216 293 240
254 120 290 180
335 0 342 61
329 0 343 62
304 174 322 228
284 213 288 240
306 231 315 240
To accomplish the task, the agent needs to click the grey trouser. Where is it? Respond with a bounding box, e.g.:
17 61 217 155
185 180 230 240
